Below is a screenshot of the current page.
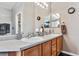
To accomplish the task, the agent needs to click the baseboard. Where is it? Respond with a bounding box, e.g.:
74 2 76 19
61 51 78 56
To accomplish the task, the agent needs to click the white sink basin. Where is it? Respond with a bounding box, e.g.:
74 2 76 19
21 37 44 43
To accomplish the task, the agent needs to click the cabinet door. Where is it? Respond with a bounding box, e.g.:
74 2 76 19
42 41 52 56
22 45 41 56
57 36 63 55
52 39 57 56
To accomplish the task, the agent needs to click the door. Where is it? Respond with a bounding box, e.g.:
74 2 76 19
52 39 57 56
22 45 41 56
42 41 52 56
57 36 63 55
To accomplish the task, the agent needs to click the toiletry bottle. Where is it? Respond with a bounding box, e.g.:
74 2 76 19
40 25 44 36
49 29 51 34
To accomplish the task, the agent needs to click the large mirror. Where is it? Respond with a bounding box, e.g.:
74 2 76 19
0 2 61 36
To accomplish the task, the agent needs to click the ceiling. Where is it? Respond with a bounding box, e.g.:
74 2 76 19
0 2 16 10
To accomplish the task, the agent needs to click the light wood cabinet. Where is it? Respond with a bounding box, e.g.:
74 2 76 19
21 45 41 56
51 39 57 56
57 36 63 55
42 41 52 56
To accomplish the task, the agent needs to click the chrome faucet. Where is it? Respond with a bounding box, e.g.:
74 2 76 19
26 32 35 38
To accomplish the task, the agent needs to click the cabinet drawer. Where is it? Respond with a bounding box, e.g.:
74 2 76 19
56 36 63 56
22 45 41 56
42 41 52 56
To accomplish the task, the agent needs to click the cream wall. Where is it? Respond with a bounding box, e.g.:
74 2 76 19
22 2 35 35
53 2 79 54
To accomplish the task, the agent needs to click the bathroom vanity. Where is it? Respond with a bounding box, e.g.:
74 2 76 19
3 34 63 56
21 35 62 56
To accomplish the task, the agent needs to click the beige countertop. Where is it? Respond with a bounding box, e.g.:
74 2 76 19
0 33 62 52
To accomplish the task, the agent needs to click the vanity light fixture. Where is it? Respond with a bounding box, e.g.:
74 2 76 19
34 2 48 9
39 3 45 8
42 2 48 8
36 2 40 6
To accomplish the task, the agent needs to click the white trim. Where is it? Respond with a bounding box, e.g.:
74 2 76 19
61 51 78 56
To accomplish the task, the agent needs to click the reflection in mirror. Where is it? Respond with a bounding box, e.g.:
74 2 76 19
16 12 23 39
0 2 23 36
44 13 60 28
16 12 23 35
0 2 17 35
44 15 50 28
51 13 60 28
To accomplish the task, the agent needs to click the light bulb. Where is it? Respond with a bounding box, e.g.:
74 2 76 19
39 4 45 8
42 2 48 8
34 2 48 9
37 2 40 6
